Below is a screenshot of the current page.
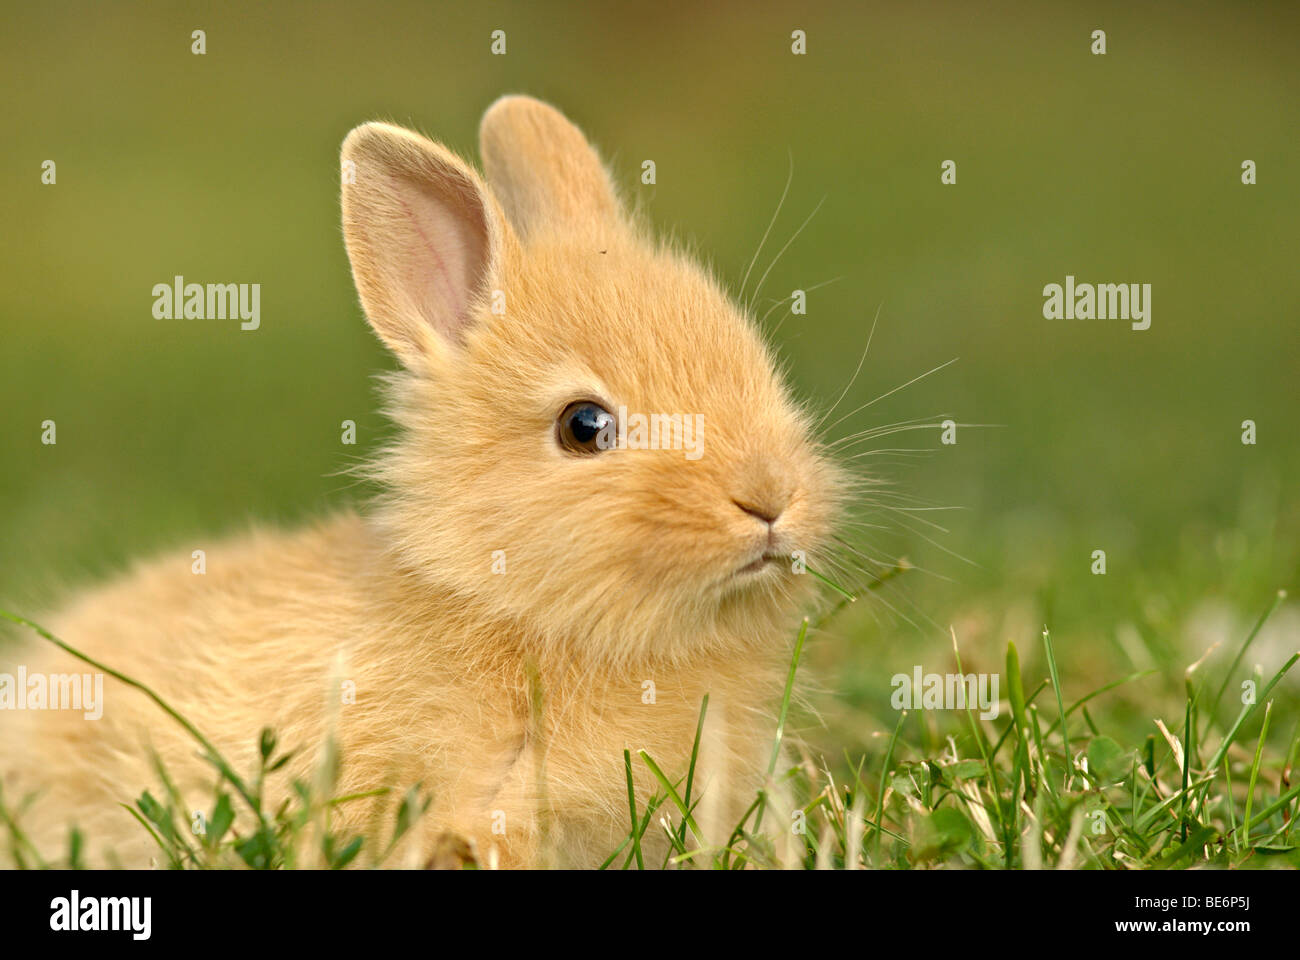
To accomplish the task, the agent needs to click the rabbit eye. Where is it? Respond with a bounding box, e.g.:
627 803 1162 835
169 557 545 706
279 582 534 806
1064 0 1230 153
557 401 616 454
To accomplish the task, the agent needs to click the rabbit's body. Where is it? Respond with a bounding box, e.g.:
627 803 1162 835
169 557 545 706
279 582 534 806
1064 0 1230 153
7 513 786 867
3 96 843 867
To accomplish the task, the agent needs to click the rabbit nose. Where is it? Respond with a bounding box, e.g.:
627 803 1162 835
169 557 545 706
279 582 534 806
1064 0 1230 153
731 455 796 525
733 498 784 525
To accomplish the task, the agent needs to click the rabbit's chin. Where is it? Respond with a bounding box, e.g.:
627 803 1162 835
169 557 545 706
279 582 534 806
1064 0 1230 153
566 561 819 666
378 539 817 669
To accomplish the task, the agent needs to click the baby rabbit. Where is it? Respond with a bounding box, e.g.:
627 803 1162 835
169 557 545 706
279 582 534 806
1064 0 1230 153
1 96 844 868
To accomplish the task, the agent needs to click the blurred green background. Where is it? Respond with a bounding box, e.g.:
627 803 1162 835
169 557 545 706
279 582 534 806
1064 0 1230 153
2 1 1297 757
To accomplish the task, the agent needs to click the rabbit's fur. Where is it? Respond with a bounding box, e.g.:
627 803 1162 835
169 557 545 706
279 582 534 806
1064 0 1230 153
2 97 844 868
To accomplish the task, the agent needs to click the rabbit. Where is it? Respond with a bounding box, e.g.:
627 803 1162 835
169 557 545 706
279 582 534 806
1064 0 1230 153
0 95 845 869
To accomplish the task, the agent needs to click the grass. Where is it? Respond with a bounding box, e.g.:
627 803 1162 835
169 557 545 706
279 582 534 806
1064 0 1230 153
2 0 1296 869
0 0 1294 876
2 578 1295 870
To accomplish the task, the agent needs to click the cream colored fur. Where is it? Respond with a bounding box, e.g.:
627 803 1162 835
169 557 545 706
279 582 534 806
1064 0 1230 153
1 96 844 868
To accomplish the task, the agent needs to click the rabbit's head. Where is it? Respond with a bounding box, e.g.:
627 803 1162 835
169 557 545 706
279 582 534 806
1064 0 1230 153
342 96 845 666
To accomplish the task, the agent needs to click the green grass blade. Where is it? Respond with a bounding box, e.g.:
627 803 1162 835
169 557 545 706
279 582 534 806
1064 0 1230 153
1042 627 1073 787
1205 590 1286 730
638 750 703 843
1206 653 1298 772
1241 700 1273 851
623 748 644 870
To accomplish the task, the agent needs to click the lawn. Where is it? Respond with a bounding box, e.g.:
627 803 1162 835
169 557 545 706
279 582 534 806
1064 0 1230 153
1 0 1296 868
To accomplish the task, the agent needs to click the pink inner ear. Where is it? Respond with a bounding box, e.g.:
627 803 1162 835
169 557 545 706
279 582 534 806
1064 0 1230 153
396 191 465 322
385 170 488 344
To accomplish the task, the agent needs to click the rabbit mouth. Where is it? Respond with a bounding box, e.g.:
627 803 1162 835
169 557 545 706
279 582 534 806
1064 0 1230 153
735 552 783 577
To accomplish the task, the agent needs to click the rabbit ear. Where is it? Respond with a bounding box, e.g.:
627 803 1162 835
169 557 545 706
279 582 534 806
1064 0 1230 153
341 122 507 363
479 95 623 239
